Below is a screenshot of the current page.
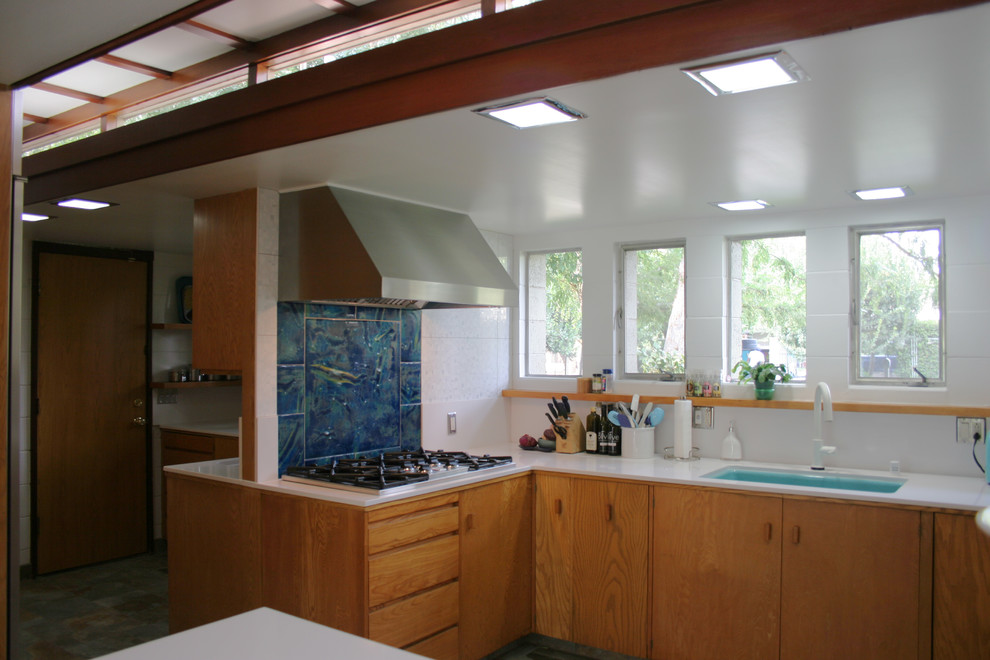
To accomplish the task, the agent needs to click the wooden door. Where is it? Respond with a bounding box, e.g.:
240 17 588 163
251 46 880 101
933 512 990 659
34 247 150 573
534 473 574 640
652 486 782 660
459 475 533 659
571 478 650 658
781 500 923 660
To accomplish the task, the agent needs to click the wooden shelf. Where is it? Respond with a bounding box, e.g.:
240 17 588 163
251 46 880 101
501 389 990 418
152 323 192 330
151 380 241 389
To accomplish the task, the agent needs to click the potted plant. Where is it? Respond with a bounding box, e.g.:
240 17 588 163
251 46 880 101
732 360 792 400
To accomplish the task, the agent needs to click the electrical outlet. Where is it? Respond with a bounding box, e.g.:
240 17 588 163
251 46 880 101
692 406 714 429
156 390 177 405
956 417 986 444
447 412 457 434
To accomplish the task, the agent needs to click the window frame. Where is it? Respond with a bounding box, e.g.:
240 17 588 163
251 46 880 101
618 241 686 381
850 221 946 387
726 231 808 383
524 248 583 378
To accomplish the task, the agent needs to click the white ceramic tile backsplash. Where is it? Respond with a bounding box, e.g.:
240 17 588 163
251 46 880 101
806 314 849 358
806 270 850 316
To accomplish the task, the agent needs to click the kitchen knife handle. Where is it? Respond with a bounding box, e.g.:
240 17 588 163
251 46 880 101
555 499 563 516
465 513 474 532
764 522 773 542
791 525 801 544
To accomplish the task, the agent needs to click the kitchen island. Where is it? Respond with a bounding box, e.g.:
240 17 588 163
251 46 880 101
165 448 990 659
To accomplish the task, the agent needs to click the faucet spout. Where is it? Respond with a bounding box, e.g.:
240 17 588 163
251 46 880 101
812 382 835 470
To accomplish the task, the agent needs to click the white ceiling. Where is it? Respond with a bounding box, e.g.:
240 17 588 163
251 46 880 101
20 3 990 253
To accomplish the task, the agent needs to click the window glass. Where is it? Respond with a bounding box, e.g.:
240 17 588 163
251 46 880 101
729 235 807 380
526 250 582 376
854 225 944 384
621 244 685 378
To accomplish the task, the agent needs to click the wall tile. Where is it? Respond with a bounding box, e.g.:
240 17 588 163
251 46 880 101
401 310 422 361
277 365 305 414
307 303 356 319
277 302 304 364
278 414 304 474
401 363 421 405
401 405 422 451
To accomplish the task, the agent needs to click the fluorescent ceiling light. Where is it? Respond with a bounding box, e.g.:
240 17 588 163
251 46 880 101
713 200 771 212
683 51 808 96
54 198 113 210
22 212 50 222
850 186 913 201
473 97 587 128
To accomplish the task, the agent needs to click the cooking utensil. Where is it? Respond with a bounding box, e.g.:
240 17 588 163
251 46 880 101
545 412 568 438
630 394 640 425
640 402 654 427
607 410 633 428
552 396 566 418
647 407 665 427
561 395 571 416
548 403 561 419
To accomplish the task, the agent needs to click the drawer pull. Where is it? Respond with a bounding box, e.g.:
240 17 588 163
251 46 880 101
607 504 614 522
555 499 563 515
765 522 773 542
465 513 474 532
791 525 801 544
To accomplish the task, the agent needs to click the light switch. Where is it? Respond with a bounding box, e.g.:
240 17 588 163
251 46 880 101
447 412 457 434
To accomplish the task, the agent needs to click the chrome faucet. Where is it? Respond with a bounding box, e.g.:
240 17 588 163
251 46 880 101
811 382 835 470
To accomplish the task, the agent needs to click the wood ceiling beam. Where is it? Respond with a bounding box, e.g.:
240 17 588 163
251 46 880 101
24 0 988 205
12 0 235 89
96 55 173 80
32 82 106 105
23 0 461 143
178 20 253 49
24 113 49 125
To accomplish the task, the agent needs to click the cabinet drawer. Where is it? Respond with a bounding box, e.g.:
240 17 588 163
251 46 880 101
369 581 459 648
404 626 459 660
213 435 238 459
368 505 459 554
369 534 459 607
161 431 214 454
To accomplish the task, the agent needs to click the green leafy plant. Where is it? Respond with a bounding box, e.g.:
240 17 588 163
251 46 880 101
732 360 793 384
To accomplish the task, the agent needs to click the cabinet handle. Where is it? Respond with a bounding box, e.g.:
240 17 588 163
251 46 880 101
607 504 614 522
791 525 801 544
465 513 474 532
764 522 773 542
555 499 563 515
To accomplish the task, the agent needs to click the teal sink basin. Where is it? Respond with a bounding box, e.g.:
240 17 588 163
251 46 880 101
702 466 905 493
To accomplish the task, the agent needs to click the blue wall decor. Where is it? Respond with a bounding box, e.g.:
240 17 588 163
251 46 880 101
276 302 422 475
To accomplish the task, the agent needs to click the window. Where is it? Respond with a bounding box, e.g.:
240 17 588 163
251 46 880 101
621 244 685 378
526 250 582 376
729 235 807 380
853 224 944 385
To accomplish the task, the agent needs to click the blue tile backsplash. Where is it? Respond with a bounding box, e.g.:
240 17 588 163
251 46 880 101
276 303 422 474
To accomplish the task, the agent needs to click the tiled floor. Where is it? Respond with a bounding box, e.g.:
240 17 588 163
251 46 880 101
18 546 169 659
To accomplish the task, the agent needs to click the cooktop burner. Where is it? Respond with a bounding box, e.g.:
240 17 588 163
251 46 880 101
282 449 514 492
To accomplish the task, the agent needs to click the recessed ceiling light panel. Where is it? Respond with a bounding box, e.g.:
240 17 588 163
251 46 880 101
54 198 114 210
22 212 50 222
850 186 913 201
473 97 587 129
712 200 772 212
683 51 809 96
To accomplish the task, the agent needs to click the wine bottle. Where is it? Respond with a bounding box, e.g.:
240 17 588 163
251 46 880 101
585 405 600 454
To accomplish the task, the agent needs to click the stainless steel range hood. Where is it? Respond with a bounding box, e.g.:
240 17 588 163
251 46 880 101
279 186 518 308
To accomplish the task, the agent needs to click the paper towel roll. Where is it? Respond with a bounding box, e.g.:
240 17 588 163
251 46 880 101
674 399 693 459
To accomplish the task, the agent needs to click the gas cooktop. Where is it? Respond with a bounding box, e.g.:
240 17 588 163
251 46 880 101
281 449 514 493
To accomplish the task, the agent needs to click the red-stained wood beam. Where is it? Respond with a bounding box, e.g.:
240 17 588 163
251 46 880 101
12 0 235 89
23 0 461 143
24 113 50 125
23 0 988 205
32 82 105 105
178 20 253 49
96 55 173 80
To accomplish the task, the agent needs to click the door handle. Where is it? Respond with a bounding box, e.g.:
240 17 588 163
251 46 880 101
133 398 144 407
465 513 474 532
555 499 563 515
765 522 773 542
132 416 147 426
791 525 801 544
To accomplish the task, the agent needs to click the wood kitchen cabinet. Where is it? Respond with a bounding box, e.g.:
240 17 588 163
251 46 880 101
653 486 782 660
160 429 239 538
459 474 533 659
534 473 650 657
933 512 990 659
653 488 928 660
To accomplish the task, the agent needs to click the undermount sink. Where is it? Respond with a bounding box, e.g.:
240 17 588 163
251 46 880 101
702 466 906 493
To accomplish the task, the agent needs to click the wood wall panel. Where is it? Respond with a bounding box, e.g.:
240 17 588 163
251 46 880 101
166 473 262 633
260 492 366 635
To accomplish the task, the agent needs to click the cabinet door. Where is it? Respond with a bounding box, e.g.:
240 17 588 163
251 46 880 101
571 478 650 658
781 500 923 660
653 486 781 660
933 512 990 659
534 473 574 640
459 475 533 660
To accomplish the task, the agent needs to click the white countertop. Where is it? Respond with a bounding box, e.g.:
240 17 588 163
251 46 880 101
159 421 239 437
95 607 422 659
165 446 990 512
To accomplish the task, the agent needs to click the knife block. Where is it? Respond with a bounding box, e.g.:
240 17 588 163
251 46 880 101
554 414 586 453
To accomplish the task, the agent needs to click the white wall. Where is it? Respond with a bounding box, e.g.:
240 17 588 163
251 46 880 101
505 193 990 478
